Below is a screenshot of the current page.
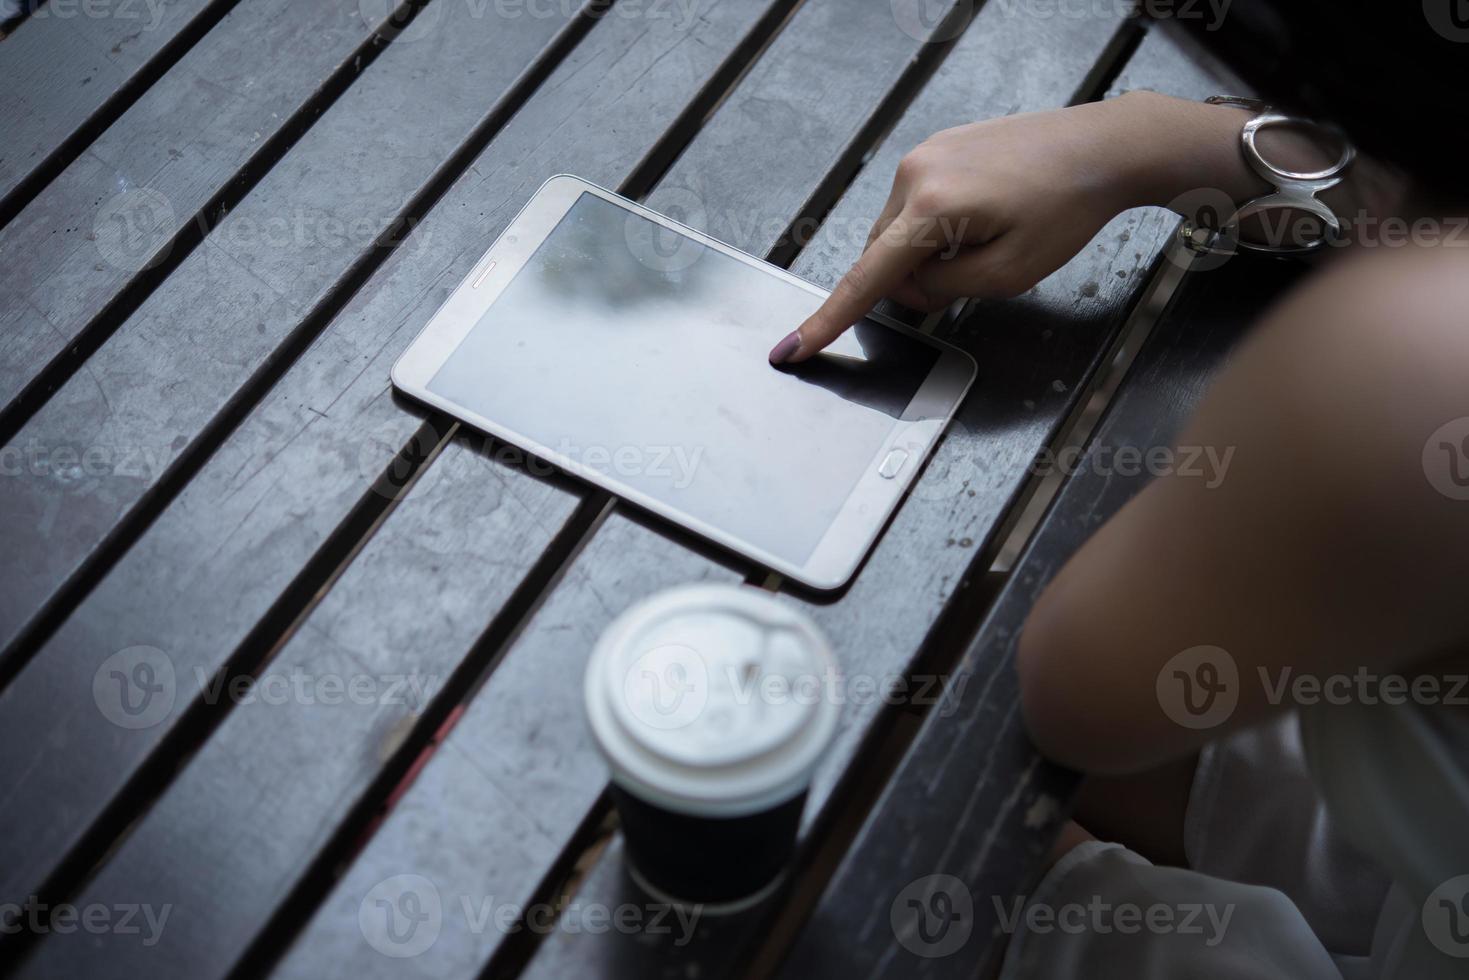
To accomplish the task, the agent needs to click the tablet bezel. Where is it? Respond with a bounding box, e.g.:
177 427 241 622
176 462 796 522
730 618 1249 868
392 175 976 590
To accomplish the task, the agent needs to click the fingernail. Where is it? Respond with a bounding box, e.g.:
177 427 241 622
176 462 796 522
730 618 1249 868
768 330 801 364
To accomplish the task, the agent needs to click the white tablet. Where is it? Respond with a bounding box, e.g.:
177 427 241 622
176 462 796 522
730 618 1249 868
392 176 976 590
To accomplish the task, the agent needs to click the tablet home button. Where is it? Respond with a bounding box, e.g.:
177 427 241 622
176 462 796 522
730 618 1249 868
878 449 908 479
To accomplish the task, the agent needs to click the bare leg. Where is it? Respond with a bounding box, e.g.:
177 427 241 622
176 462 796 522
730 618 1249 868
1017 241 1469 776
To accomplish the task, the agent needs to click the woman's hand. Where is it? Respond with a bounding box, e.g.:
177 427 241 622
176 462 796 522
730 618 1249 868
769 94 1163 364
770 90 1397 364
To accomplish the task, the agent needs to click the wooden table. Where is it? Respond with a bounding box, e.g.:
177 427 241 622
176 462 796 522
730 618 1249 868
0 2 1277 977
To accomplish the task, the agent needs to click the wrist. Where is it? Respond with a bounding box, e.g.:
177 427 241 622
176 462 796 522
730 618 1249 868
1102 90 1266 213
1101 92 1408 249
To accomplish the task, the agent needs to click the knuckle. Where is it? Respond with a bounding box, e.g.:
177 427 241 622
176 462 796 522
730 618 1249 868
894 152 921 183
840 260 872 300
906 186 947 219
895 147 934 183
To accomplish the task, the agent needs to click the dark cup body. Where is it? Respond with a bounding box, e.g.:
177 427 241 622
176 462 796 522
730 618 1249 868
611 784 807 908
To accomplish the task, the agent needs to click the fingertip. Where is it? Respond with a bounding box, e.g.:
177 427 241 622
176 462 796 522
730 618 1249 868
768 329 802 365
785 316 844 362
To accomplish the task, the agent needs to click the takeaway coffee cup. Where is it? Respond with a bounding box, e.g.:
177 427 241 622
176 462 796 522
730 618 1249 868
584 584 840 912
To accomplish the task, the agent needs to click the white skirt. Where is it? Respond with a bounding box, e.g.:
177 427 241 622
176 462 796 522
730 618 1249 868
998 714 1398 980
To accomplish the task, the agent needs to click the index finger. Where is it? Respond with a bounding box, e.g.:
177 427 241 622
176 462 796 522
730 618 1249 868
770 213 940 363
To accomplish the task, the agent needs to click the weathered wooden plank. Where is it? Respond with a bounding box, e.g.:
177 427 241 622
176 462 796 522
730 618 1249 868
0 0 589 660
771 28 1265 980
0 0 400 421
4 4 794 977
773 255 1301 980
0 0 233 221
0 0 590 911
270 4 1149 979
264 2 989 978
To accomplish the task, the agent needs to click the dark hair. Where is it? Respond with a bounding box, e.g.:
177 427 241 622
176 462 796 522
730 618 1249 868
1163 1 1468 203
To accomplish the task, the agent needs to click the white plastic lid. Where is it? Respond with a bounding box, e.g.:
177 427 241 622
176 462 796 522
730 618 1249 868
584 584 841 818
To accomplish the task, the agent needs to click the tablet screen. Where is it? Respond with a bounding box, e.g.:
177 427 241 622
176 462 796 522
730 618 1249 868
428 192 938 565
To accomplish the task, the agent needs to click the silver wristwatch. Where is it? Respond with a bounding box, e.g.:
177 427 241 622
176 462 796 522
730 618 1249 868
1180 96 1356 257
